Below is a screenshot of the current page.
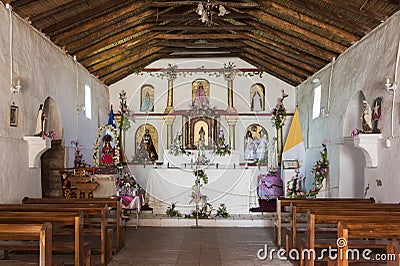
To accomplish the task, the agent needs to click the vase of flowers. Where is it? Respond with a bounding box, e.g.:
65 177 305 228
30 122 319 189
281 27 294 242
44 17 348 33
71 140 90 168
115 171 138 195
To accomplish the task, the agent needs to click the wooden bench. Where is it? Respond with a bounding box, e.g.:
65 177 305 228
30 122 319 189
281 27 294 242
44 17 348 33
22 197 123 253
0 212 90 266
0 204 108 265
336 221 400 266
0 223 52 266
287 203 400 251
301 210 400 266
275 197 375 247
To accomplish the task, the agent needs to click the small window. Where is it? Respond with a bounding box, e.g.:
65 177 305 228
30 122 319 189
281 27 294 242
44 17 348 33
84 84 92 119
312 85 321 120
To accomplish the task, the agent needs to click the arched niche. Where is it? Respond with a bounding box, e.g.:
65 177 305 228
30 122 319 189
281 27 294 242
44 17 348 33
43 97 63 139
134 124 159 162
244 124 268 161
40 97 64 197
250 83 265 112
340 90 366 197
140 84 155 112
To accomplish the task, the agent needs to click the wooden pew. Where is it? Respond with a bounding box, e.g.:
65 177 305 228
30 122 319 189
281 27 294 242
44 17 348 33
0 204 108 266
0 212 89 266
288 203 400 254
336 221 400 266
275 197 375 247
301 209 400 266
22 197 123 252
0 223 52 266
387 240 400 266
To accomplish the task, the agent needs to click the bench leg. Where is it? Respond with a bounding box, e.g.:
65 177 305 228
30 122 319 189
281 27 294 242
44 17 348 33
85 249 91 266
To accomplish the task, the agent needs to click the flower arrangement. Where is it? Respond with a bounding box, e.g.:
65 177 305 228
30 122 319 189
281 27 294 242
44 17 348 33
169 132 187 156
71 140 90 168
271 90 288 130
42 129 56 140
166 202 181 217
194 169 208 185
185 201 213 219
216 204 229 218
308 143 329 197
286 169 306 198
115 171 138 195
118 90 131 132
214 129 231 156
351 128 363 138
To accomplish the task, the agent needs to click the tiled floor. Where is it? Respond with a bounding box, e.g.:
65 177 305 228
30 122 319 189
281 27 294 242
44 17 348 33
109 227 292 266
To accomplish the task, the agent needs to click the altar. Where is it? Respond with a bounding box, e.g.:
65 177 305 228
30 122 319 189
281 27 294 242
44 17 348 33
133 166 262 214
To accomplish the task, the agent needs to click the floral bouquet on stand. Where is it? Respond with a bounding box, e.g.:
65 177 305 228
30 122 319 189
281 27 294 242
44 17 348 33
286 169 306 198
169 132 187 156
271 90 288 130
308 143 329 197
214 129 231 156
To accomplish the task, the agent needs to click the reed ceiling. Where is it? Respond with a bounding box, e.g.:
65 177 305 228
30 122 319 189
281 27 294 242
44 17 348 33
2 0 400 86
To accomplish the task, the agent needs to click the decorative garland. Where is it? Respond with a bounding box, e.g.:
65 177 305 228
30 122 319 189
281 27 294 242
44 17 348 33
93 124 120 167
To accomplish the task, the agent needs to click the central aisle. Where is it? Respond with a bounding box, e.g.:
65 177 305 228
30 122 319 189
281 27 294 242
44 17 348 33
109 227 291 265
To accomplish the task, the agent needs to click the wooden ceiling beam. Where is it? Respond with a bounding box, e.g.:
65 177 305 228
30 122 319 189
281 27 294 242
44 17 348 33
242 46 310 80
240 53 301 86
284 0 374 34
41 0 140 35
256 0 359 43
86 39 160 73
151 25 251 31
319 0 386 22
151 1 259 8
92 45 166 78
143 13 252 22
29 0 85 25
162 47 243 53
242 30 331 66
241 39 318 74
51 2 153 44
101 53 166 85
161 41 246 48
165 52 242 59
79 32 160 65
248 9 347 53
156 33 243 40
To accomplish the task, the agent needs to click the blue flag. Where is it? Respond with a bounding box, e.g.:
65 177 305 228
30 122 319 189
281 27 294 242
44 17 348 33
108 105 116 128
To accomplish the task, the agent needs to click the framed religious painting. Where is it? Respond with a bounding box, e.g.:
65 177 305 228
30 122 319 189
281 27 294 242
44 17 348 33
9 104 18 127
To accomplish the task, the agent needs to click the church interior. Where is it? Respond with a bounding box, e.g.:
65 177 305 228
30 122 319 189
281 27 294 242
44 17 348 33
1 0 400 265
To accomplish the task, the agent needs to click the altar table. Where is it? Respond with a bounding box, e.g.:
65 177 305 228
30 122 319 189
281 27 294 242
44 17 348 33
139 167 261 214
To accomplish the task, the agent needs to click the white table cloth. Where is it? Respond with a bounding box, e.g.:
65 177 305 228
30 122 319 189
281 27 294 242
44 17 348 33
141 167 261 214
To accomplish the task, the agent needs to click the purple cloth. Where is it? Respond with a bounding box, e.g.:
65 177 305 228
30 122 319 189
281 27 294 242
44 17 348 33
257 173 283 197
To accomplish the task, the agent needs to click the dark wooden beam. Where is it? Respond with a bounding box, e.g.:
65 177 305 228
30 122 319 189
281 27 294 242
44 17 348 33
257 0 359 43
319 0 386 22
150 25 251 31
283 0 373 34
161 41 246 48
241 39 318 74
155 33 243 40
247 9 347 53
240 54 301 86
151 1 259 8
143 13 252 22
51 1 153 44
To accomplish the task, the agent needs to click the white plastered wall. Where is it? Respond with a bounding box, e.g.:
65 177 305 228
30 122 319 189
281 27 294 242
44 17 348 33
297 11 400 202
0 4 110 203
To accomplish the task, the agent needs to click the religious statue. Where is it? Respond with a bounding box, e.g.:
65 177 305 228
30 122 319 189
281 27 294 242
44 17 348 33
251 91 263 112
361 100 372 133
100 134 115 166
267 137 278 171
193 83 209 109
244 131 256 161
372 97 382 133
255 130 268 161
137 129 158 162
34 104 45 136
198 126 206 148
140 91 154 112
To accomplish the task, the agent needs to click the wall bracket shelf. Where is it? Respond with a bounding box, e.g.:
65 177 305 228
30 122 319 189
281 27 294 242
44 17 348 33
23 136 51 168
353 134 382 168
